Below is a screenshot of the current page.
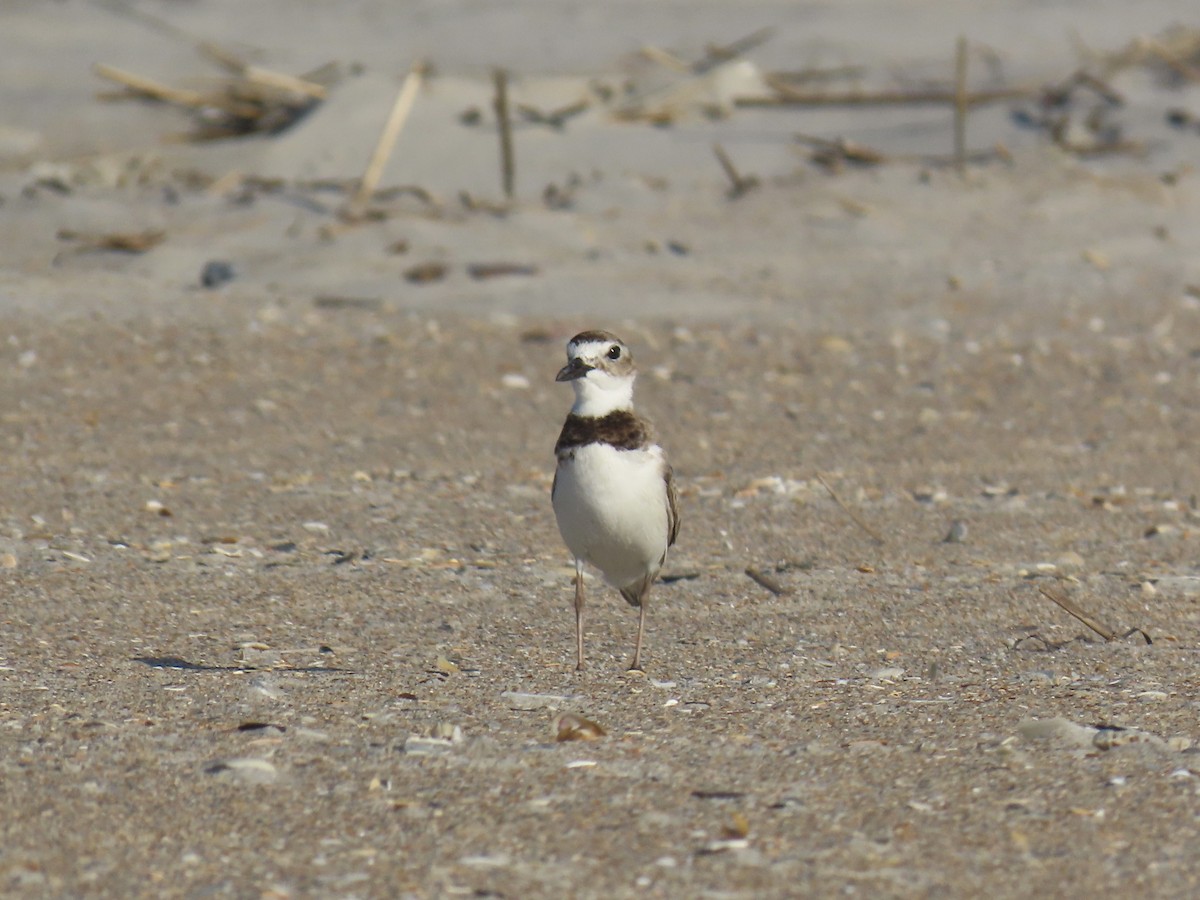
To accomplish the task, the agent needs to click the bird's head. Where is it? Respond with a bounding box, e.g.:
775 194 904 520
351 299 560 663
556 330 637 417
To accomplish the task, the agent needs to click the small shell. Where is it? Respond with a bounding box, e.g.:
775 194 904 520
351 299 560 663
554 713 606 742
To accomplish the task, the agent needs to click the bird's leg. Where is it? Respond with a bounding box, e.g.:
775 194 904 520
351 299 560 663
574 560 586 671
629 579 651 672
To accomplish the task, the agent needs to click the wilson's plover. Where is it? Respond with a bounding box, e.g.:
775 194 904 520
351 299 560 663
552 330 680 671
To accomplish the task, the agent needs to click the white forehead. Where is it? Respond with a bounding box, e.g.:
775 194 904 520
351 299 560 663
568 339 622 359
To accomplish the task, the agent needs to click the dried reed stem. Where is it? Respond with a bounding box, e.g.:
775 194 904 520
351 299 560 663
345 63 424 219
493 68 515 201
815 473 885 544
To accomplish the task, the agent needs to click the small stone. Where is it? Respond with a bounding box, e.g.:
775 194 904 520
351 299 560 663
554 713 606 742
1144 524 1178 538
403 735 455 755
459 853 510 868
820 335 855 355
205 757 279 784
302 521 330 533
500 373 530 389
1145 576 1200 596
1091 725 1167 752
1017 717 1096 749
293 728 331 742
501 691 570 710
404 262 448 284
200 260 236 288
1055 551 1085 574
430 722 464 743
943 520 968 543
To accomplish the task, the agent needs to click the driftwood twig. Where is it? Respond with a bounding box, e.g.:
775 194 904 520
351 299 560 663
493 69 515 201
712 143 758 198
1036 585 1152 644
742 81 1033 108
745 566 792 597
815 473 885 544
954 36 969 174
344 62 425 220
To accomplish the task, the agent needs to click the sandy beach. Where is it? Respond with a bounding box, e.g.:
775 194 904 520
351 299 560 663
3 1 1200 897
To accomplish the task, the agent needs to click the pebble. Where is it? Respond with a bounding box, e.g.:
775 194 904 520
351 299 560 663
430 722 464 743
206 757 279 784
1146 576 1200 596
459 853 510 868
500 373 530 389
943 520 968 543
403 735 456 755
1017 717 1097 749
501 691 570 710
1055 551 1086 574
1092 727 1166 752
293 728 331 743
200 260 236 288
554 713 606 742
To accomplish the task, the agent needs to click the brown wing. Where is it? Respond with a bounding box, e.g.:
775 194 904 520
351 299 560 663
665 464 680 547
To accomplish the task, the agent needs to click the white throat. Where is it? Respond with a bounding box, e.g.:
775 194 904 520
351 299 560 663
571 374 635 418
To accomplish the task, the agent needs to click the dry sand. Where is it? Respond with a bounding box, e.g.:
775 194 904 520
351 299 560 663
3 2 1200 897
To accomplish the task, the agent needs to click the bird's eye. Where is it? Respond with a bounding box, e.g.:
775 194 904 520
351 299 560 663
607 345 621 360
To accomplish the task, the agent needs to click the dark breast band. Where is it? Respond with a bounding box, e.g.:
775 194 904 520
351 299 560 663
555 411 651 454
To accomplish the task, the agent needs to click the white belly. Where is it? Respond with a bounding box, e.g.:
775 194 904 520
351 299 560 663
553 443 670 589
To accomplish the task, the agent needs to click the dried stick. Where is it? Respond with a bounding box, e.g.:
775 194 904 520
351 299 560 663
768 65 867 85
640 45 691 73
1036 585 1151 643
795 133 888 167
1148 40 1200 83
242 66 328 99
743 81 1033 108
696 27 776 74
745 566 791 597
815 473 885 544
1036 585 1115 640
194 43 326 97
493 69 515 201
712 143 758 198
954 36 969 174
345 63 424 219
93 63 208 106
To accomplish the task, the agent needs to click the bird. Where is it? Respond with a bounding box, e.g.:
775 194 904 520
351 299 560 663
551 330 680 671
